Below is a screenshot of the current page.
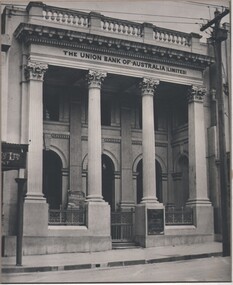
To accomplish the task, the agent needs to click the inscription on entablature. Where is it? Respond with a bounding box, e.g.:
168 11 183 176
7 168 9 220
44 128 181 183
63 50 187 75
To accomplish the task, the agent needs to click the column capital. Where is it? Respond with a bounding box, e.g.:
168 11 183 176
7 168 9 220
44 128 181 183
24 60 48 81
187 85 207 103
86 69 107 89
140 77 160 96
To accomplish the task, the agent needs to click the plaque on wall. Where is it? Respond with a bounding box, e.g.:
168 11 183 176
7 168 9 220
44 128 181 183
147 209 164 235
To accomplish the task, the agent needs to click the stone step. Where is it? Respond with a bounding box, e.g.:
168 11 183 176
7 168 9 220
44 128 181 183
112 242 141 249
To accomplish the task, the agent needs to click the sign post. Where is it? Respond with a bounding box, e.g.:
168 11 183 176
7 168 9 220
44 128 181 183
15 178 27 266
1 142 28 264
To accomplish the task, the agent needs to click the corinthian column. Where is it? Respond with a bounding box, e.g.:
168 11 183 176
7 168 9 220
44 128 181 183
186 85 211 205
85 70 111 249
86 70 107 201
140 77 160 203
186 85 213 234
23 60 48 236
135 78 164 247
25 60 48 199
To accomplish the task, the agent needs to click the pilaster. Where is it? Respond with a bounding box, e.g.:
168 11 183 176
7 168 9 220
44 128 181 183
120 104 134 209
114 172 121 211
1 49 9 142
61 168 69 206
69 93 82 195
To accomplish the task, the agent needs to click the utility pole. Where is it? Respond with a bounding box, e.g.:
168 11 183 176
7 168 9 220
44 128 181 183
201 8 230 257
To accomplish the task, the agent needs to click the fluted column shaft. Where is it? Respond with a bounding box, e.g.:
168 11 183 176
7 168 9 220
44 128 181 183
140 78 159 203
86 70 106 201
24 60 48 199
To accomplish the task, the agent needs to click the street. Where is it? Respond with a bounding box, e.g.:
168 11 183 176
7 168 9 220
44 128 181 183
2 256 231 283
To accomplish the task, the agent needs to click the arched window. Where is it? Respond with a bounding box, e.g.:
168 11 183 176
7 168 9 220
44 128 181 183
43 150 62 209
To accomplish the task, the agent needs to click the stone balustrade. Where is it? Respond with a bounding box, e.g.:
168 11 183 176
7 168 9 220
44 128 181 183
101 17 142 38
42 5 89 28
153 27 191 46
26 2 202 52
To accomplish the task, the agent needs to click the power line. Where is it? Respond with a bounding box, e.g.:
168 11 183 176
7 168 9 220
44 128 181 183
179 0 228 8
1 3 223 20
3 12 205 25
1 5 203 20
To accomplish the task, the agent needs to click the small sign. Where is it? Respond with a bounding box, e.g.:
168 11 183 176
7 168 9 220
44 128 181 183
2 143 28 171
147 209 164 235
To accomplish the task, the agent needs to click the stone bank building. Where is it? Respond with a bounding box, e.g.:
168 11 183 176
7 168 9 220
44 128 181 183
1 2 230 255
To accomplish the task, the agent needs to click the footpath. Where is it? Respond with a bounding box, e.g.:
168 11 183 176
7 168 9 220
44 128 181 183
2 242 222 274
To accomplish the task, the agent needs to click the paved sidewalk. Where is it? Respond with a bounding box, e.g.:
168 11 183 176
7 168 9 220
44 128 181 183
2 242 222 274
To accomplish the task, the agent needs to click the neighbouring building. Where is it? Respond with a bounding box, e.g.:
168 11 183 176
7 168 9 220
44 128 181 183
1 2 230 256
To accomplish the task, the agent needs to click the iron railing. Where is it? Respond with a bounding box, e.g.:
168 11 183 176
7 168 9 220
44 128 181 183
111 209 134 242
165 207 193 225
48 207 86 226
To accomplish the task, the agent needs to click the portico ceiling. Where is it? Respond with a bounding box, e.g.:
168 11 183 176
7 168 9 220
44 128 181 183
44 65 140 95
44 65 188 99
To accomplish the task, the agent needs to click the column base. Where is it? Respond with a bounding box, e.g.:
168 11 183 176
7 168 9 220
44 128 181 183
186 198 212 206
141 196 160 204
86 200 111 239
23 196 48 236
186 199 214 234
135 203 165 247
119 201 135 210
86 195 105 202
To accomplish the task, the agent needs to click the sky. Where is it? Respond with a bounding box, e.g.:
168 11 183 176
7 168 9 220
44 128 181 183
1 0 230 42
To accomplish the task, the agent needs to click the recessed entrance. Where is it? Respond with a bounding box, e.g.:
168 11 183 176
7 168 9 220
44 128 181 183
43 150 62 209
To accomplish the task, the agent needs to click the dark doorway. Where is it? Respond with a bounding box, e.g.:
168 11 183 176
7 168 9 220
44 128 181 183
102 154 115 209
156 160 163 203
43 150 62 209
136 159 163 204
136 160 143 204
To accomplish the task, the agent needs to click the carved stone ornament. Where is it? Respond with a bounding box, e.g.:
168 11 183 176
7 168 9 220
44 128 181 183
187 85 207 103
86 70 107 88
24 61 48 81
140 77 160 96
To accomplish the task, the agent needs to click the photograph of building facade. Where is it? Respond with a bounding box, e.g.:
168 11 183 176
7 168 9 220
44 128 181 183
1 1 230 256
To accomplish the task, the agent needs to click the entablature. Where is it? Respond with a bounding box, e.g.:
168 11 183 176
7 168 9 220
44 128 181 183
14 22 214 71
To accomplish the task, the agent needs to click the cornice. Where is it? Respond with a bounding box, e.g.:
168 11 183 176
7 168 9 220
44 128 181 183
14 23 214 70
